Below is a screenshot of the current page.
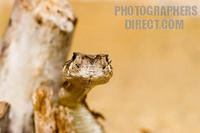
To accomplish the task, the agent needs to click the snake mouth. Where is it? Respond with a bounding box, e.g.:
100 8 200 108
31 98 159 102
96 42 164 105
63 73 112 86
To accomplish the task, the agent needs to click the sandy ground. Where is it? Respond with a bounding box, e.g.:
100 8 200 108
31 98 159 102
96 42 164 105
1 1 200 133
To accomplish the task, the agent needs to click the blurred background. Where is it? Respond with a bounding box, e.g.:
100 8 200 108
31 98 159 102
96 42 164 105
1 0 200 133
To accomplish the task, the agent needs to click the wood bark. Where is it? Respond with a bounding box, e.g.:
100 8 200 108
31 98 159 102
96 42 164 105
33 85 75 133
0 0 76 132
0 102 10 133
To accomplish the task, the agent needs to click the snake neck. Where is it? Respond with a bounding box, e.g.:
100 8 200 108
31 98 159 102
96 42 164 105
58 82 104 133
58 81 93 108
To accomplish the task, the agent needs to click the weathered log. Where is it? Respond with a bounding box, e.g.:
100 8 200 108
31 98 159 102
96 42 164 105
0 102 10 133
0 0 76 132
33 85 75 133
33 85 56 133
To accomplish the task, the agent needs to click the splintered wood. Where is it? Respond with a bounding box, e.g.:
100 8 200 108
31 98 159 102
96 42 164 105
0 102 10 133
33 86 75 133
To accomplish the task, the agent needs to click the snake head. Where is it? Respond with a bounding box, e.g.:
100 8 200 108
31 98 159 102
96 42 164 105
63 52 113 86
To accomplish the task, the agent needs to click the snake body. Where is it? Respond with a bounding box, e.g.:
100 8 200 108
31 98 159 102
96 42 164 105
58 52 113 133
70 104 103 133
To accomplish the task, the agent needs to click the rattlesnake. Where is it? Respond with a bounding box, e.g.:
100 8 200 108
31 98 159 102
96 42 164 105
33 52 113 133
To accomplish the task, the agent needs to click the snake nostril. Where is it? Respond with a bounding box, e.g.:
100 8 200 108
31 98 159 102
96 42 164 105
75 64 80 68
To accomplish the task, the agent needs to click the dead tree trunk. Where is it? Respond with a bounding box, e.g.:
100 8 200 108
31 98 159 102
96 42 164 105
0 0 76 132
0 102 10 133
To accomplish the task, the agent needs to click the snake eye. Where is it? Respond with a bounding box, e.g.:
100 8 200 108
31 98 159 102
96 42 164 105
72 52 78 60
105 55 111 63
